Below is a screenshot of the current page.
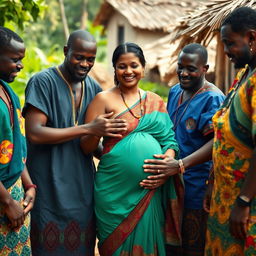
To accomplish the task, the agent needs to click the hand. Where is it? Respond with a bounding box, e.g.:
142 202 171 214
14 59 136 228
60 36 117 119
23 187 36 215
229 204 250 240
4 199 25 229
87 112 127 138
203 183 213 213
140 154 179 189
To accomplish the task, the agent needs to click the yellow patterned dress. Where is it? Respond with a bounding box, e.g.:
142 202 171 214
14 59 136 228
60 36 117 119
205 66 256 256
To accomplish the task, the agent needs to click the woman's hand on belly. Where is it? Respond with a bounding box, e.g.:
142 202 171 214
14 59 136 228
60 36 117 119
140 154 180 189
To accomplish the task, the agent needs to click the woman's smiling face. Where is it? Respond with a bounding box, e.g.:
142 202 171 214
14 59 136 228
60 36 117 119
115 52 144 89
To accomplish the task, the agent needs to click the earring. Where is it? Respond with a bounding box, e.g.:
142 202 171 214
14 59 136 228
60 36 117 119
249 43 253 52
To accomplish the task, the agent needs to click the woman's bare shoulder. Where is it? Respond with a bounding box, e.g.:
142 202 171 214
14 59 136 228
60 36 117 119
93 87 116 101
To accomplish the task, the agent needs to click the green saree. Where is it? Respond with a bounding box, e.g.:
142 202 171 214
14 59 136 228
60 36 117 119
95 92 183 256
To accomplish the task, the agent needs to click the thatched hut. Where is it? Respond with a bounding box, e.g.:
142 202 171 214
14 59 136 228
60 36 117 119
144 33 216 85
94 0 199 82
170 0 256 93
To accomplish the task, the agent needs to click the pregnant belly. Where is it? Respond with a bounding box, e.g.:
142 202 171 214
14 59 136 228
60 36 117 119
96 132 162 187
95 132 162 220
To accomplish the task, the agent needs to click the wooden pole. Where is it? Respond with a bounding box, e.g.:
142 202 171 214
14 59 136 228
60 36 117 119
80 0 88 30
214 33 225 92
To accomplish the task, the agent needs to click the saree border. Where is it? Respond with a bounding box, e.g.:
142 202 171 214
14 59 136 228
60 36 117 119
99 189 156 256
165 174 184 246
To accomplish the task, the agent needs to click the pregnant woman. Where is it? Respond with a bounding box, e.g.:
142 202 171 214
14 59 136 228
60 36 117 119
81 42 183 255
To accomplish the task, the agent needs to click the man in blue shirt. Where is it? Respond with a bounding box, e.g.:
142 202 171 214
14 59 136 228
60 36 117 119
142 43 225 255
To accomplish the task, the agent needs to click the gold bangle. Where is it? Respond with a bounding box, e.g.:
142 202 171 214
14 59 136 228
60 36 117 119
178 159 185 174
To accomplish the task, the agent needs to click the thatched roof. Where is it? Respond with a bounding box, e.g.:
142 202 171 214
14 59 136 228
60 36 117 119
171 0 256 55
94 0 198 31
144 34 216 83
144 34 177 82
90 63 114 90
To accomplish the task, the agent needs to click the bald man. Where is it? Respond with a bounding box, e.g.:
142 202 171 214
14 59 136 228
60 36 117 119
23 30 127 255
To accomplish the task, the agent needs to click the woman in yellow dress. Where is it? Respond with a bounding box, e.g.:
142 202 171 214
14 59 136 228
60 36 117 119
204 7 256 255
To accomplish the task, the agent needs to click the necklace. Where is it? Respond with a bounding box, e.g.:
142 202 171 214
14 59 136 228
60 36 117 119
173 85 207 131
222 67 249 112
120 88 144 119
56 66 85 126
0 85 14 127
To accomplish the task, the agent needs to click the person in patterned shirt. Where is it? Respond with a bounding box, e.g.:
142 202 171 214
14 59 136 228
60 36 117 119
204 7 256 255
0 26 36 256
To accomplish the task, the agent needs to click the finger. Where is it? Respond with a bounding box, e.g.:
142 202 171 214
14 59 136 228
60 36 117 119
109 119 127 124
146 174 166 179
141 178 164 185
144 159 165 164
24 203 33 215
141 182 158 189
17 216 24 228
16 219 22 228
11 219 18 229
143 164 165 169
105 133 123 138
101 112 114 118
143 180 163 189
23 197 31 208
153 154 166 159
140 180 156 186
106 127 127 132
143 168 161 174
107 122 127 128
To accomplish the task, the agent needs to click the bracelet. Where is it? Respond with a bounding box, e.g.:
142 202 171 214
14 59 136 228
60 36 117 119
236 195 251 207
178 159 185 174
25 184 37 191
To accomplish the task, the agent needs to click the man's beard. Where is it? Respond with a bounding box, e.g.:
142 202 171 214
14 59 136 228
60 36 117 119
234 46 251 69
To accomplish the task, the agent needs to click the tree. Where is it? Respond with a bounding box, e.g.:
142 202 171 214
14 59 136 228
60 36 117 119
80 0 88 30
21 0 103 50
0 0 46 29
58 0 69 40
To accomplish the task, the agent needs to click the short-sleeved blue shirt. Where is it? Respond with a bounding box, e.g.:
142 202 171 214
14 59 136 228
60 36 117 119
167 83 225 209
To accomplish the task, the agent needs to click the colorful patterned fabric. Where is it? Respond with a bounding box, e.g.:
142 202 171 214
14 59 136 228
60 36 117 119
23 67 102 255
0 80 26 189
0 177 31 255
167 83 225 209
205 66 256 255
95 91 183 256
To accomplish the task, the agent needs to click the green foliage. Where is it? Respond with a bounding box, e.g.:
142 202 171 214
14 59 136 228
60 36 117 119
21 0 106 61
12 44 63 105
139 80 169 102
87 20 106 62
87 0 102 20
64 0 102 31
0 0 46 29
